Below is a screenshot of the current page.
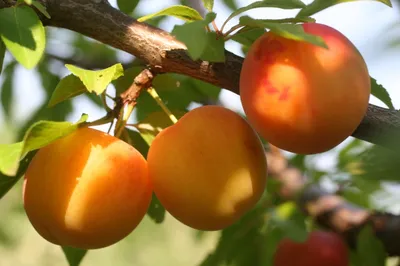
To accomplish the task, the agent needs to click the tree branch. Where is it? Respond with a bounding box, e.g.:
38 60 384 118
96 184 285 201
266 147 400 256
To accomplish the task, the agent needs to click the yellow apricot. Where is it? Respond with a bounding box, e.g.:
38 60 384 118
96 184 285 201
240 22 370 154
147 105 267 231
23 127 152 249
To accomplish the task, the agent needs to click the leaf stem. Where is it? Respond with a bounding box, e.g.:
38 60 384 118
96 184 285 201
223 24 245 39
101 92 112 112
220 17 231 34
211 20 220 34
80 114 114 128
147 87 178 124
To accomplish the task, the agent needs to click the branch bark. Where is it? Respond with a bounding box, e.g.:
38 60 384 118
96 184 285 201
2 0 400 257
266 147 400 256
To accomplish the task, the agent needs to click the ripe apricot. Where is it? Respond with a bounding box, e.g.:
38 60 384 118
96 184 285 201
23 127 152 249
240 22 370 154
273 231 349 266
147 105 267 230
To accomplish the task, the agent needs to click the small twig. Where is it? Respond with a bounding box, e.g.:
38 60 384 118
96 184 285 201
113 68 155 137
107 119 114 134
147 87 178 124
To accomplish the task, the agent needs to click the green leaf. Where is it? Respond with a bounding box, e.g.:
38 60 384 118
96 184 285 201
356 226 387 266
0 151 36 200
202 0 214 11
135 75 205 120
190 78 221 101
138 5 203 22
48 74 87 107
0 114 88 176
199 200 269 266
341 189 370 208
62 246 87 266
223 0 239 10
65 63 124 95
1 62 16 119
0 39 5 74
147 193 166 223
117 0 140 14
0 142 23 177
21 114 88 156
223 0 306 29
239 16 327 48
358 146 400 182
172 13 225 62
136 111 177 145
200 32 226 61
337 138 364 171
297 0 392 18
230 27 266 46
370 77 394 110
172 21 208 60
32 1 51 19
271 202 308 242
0 6 46 69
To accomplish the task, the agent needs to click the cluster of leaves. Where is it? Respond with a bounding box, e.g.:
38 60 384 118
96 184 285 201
0 0 398 265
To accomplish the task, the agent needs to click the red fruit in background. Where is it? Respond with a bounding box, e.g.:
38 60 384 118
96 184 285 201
273 231 349 266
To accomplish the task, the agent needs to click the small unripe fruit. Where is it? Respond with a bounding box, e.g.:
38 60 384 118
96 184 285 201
23 127 152 249
147 105 267 231
273 231 349 266
240 22 370 154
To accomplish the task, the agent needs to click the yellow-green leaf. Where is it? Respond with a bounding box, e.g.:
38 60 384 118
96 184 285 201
65 63 124 95
297 0 392 18
138 5 203 22
0 6 46 69
239 16 327 48
48 74 86 107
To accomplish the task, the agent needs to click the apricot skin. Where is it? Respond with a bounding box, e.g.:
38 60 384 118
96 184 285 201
240 22 370 154
147 105 267 231
274 231 349 266
23 127 152 249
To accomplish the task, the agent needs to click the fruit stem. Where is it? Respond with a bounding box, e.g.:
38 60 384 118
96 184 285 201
147 87 178 124
114 103 135 138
